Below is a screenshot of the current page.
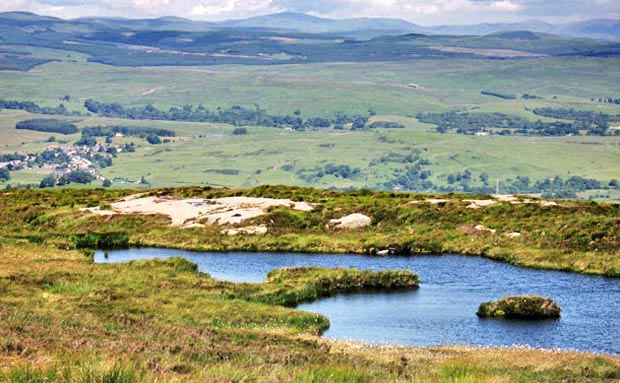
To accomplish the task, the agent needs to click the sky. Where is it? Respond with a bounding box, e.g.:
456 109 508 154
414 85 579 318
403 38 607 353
0 0 618 25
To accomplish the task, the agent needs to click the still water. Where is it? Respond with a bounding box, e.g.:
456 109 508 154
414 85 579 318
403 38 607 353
95 248 620 354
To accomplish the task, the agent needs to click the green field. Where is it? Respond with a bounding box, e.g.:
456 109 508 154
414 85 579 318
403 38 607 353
2 108 619 191
0 54 619 193
1 52 620 116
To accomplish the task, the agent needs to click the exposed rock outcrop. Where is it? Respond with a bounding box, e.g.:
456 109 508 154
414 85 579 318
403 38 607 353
328 213 372 230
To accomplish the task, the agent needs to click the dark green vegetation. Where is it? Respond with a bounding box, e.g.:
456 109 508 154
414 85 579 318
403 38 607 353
2 243 619 382
481 91 517 100
84 99 372 130
0 48 57 71
0 167 9 181
477 296 562 319
232 267 418 307
39 170 96 188
0 98 81 115
595 97 620 105
0 186 618 277
417 111 618 136
82 125 176 138
16 118 79 135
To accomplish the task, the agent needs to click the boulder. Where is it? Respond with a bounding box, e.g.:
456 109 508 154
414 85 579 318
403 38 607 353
328 214 372 230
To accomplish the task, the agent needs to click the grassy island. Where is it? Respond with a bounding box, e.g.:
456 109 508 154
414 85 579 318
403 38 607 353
477 296 562 319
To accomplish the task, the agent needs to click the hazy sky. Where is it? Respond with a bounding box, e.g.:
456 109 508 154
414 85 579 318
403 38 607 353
1 0 618 25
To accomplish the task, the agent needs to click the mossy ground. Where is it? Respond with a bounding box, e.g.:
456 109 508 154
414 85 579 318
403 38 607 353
1 243 619 382
477 296 562 319
1 185 618 276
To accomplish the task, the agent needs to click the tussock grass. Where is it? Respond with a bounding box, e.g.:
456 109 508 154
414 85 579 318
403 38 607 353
0 243 618 382
1 185 618 276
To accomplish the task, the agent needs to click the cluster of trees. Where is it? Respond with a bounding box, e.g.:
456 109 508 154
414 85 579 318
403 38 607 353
447 170 475 185
492 175 611 199
319 164 361 179
83 99 373 131
384 160 433 191
75 125 175 147
522 94 542 100
297 163 362 182
368 121 405 129
532 108 614 125
3 97 386 132
90 152 114 169
417 111 615 136
0 99 82 116
30 148 71 168
122 143 136 152
0 168 9 182
0 153 26 162
40 170 95 188
146 134 161 145
232 128 248 135
369 151 424 166
481 91 517 100
85 100 303 128
75 135 97 146
592 97 620 105
532 108 617 136
82 125 175 138
16 119 79 135
438 172 613 198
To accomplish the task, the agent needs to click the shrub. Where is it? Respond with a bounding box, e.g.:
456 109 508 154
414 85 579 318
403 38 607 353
39 174 57 189
0 168 9 181
73 232 130 249
146 134 161 145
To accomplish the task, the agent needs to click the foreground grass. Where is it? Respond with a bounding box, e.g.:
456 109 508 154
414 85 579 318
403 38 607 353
1 243 618 382
0 185 618 276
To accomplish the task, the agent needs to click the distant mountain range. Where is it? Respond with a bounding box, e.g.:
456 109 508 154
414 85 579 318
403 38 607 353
1 11 616 41
219 12 620 41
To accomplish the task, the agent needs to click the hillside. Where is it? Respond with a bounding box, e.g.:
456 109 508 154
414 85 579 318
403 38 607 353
1 12 619 69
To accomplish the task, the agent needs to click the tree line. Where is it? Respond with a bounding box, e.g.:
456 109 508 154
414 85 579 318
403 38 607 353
532 108 617 125
481 91 517 100
16 119 79 135
83 99 380 130
417 111 617 136
592 97 620 105
2 97 406 132
0 99 82 116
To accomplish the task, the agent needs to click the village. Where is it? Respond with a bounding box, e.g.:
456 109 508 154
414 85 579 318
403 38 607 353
0 141 139 187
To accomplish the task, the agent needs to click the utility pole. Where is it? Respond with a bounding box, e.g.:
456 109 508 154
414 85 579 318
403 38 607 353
496 180 500 195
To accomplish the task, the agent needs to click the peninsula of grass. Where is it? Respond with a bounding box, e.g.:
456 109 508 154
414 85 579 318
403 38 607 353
0 185 618 277
477 296 562 319
245 267 419 307
1 243 619 382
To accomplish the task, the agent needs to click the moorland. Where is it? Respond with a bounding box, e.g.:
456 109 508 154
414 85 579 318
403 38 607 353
1 11 620 382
